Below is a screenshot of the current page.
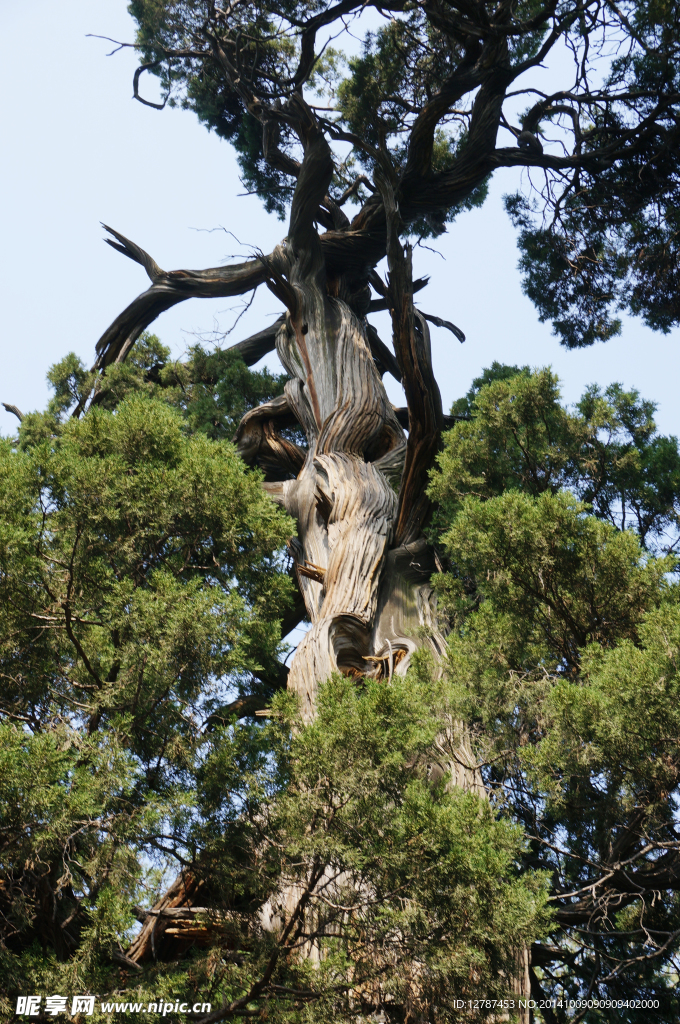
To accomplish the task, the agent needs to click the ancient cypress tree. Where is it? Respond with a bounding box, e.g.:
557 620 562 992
4 1 680 1020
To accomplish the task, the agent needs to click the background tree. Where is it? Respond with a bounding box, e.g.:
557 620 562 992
430 365 680 1018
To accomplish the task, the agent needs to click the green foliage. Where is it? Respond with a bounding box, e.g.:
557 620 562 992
0 580 550 1019
433 366 583 515
500 1 680 346
432 365 680 552
172 344 294 441
440 489 671 663
0 353 554 1021
183 670 550 1022
0 388 295 1015
126 0 680 342
32 333 296 446
127 0 306 217
504 192 625 349
337 14 455 158
46 352 95 418
449 361 532 418
429 367 680 1017
4 335 680 1015
505 100 680 347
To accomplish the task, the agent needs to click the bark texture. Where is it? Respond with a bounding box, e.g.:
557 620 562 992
241 106 452 724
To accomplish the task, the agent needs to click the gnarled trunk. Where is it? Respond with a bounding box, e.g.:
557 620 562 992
232 105 453 722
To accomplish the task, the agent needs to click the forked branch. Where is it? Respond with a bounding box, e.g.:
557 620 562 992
102 223 165 281
91 227 270 372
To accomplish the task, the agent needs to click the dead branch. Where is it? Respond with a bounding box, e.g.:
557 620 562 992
229 316 285 365
419 310 466 343
90 229 269 371
365 324 402 383
133 60 168 109
101 223 164 281
233 393 306 480
375 170 444 546
1 403 23 422
367 275 429 312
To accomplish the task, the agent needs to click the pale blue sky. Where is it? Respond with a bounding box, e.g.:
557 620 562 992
2 0 679 437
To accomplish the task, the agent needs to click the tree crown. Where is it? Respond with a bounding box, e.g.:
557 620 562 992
125 0 680 345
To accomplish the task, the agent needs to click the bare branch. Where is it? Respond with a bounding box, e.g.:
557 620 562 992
102 224 164 282
365 323 402 382
419 310 466 343
336 175 376 205
86 231 269 384
1 403 23 422
133 61 168 110
228 316 284 365
368 275 429 312
375 169 444 546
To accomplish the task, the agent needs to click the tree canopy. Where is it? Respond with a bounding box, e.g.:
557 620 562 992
429 365 680 1016
120 0 680 348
